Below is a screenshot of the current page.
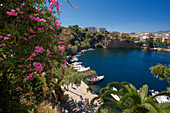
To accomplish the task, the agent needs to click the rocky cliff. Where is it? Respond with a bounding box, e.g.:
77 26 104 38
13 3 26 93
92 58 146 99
106 38 140 48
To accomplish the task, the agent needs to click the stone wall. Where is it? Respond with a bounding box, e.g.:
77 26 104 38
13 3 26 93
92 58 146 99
106 38 140 48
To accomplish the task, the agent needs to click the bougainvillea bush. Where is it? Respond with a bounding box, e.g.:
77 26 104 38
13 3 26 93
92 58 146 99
0 0 76 112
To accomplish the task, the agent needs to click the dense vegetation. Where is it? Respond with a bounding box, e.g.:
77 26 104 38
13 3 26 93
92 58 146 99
150 63 170 91
0 0 84 112
65 25 105 54
91 82 170 113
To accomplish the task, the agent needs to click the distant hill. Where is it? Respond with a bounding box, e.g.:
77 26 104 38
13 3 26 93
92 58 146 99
154 30 170 34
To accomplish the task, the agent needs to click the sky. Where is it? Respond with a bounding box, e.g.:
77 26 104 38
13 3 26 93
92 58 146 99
57 0 170 33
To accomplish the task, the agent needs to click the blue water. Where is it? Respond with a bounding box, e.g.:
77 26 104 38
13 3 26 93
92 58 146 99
80 48 170 91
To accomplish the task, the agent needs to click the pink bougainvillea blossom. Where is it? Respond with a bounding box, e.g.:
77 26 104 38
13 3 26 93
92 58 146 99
57 21 62 26
63 29 66 32
58 45 65 51
7 34 11 37
4 37 9 40
33 62 43 72
16 7 20 12
6 11 11 15
62 38 66 41
70 35 74 39
41 11 45 14
46 49 50 56
61 68 65 73
16 87 22 91
35 46 44 53
30 28 35 33
48 8 52 11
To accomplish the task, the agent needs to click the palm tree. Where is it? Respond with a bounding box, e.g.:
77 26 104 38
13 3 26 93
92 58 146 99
91 82 170 113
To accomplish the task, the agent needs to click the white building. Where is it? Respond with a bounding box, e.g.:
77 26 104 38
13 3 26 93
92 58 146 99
85 26 97 32
98 27 106 33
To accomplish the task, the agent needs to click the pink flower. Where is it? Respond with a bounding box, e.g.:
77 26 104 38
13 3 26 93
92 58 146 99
32 53 36 57
23 77 27 81
4 37 9 40
30 28 34 33
24 37 28 40
41 11 45 14
33 62 43 72
57 21 62 26
48 8 52 12
67 31 70 35
63 29 66 32
62 38 66 41
21 11 24 14
70 35 74 39
69 44 72 47
7 34 11 37
61 68 65 73
51 27 54 30
21 3 25 6
11 9 15 13
58 41 62 43
22 70 25 73
6 11 11 15
58 45 65 51
13 13 17 16
46 49 50 56
16 7 20 12
35 46 40 53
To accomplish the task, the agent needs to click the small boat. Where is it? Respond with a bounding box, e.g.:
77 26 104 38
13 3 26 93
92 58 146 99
72 62 82 65
86 75 104 83
87 48 94 51
111 87 120 101
150 90 170 103
70 58 79 62
77 67 90 72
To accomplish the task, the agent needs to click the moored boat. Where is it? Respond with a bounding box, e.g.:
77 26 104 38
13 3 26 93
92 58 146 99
86 75 104 83
150 90 170 103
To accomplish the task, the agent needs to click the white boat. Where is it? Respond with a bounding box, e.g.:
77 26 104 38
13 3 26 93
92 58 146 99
87 48 94 51
151 90 170 103
77 67 90 72
73 65 84 70
72 62 82 65
111 87 120 101
70 58 79 62
86 75 104 83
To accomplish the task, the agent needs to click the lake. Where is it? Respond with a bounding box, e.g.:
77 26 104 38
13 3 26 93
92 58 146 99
80 48 170 92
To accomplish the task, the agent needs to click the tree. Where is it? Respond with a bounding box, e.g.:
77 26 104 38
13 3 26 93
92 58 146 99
120 33 127 39
91 82 170 113
136 41 144 46
95 43 103 48
110 32 119 38
150 63 170 91
145 37 154 48
70 45 78 54
0 0 77 112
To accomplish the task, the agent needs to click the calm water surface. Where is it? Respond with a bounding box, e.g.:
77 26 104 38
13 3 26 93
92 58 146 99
80 48 170 91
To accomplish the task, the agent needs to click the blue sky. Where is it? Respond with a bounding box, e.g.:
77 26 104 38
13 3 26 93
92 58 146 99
58 0 170 33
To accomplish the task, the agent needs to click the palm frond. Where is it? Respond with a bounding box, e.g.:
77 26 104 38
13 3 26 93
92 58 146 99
90 96 100 105
142 100 163 113
119 92 141 108
139 84 148 102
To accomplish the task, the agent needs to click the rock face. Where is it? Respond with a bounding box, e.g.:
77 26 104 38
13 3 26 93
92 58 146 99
106 38 140 48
